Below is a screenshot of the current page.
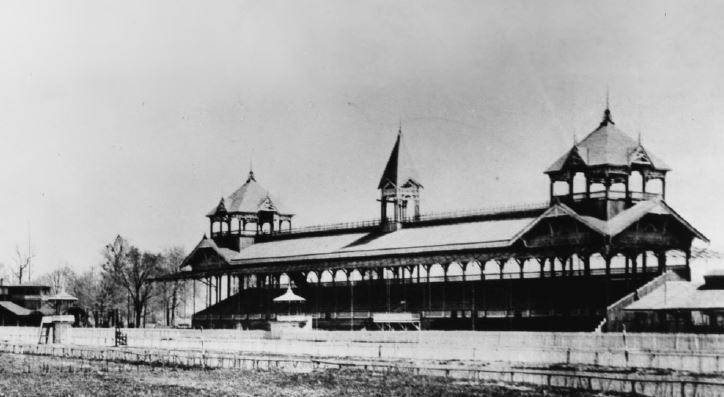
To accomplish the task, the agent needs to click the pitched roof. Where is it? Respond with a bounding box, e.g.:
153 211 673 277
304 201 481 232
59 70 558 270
207 170 292 217
546 108 670 173
180 235 239 269
0 301 32 316
233 217 534 265
47 292 78 302
512 199 708 243
625 281 724 311
378 130 422 189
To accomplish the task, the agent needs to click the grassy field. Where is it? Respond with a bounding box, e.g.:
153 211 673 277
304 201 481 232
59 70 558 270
0 352 624 397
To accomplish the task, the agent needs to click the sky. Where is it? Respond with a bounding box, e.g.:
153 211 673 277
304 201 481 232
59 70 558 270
0 0 723 279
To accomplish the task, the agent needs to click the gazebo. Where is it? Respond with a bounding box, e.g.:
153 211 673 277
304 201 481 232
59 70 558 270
273 287 305 315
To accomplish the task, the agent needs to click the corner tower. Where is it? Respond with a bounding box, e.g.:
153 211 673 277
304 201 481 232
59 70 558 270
207 169 293 250
378 127 422 230
545 106 670 219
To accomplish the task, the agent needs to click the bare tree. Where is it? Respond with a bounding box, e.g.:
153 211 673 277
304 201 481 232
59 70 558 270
36 265 76 294
102 235 162 327
157 247 188 326
13 244 34 284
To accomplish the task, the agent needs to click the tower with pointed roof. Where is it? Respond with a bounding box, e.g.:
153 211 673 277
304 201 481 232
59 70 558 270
378 127 422 230
206 169 293 249
545 106 670 219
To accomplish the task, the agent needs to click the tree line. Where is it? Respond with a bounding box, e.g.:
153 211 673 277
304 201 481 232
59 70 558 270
1 235 192 328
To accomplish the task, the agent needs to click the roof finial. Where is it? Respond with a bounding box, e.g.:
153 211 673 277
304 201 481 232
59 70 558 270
600 90 614 126
247 158 256 182
572 127 578 146
398 118 402 136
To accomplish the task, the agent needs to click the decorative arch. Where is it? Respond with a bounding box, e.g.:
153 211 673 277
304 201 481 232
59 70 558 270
320 270 334 283
306 271 319 284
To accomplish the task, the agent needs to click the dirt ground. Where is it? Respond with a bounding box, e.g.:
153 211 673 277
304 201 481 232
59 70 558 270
0 352 624 397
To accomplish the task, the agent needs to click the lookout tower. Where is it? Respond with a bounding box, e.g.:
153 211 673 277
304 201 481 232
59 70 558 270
378 127 422 231
545 107 670 219
206 169 293 249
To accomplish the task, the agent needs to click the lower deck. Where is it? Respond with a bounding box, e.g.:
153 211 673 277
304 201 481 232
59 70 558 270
192 270 675 331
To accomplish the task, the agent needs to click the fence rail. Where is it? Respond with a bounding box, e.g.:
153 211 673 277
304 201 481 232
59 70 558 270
0 342 723 397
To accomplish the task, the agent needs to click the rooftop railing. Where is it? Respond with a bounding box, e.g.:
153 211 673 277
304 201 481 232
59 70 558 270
265 201 549 237
556 190 661 202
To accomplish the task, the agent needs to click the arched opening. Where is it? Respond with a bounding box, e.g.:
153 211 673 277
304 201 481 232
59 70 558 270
349 269 363 282
447 262 464 282
279 273 290 288
428 264 445 282
482 260 499 278
610 254 626 273
589 253 606 272
630 171 644 193
320 270 334 284
334 269 348 283
306 272 319 284
552 180 570 196
464 261 482 281
522 259 539 278
572 172 586 195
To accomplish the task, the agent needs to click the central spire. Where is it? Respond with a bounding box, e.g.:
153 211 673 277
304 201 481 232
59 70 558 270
378 126 422 228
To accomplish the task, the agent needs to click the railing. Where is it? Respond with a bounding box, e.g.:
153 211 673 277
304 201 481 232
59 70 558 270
556 190 661 202
399 202 549 223
273 219 381 235
258 202 549 237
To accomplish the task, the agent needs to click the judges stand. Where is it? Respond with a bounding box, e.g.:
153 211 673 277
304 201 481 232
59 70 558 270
38 315 75 344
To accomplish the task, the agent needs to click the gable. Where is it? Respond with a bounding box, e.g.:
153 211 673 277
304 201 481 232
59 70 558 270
184 248 231 271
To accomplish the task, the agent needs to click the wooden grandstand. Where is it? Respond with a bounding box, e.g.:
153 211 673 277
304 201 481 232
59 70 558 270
158 107 707 331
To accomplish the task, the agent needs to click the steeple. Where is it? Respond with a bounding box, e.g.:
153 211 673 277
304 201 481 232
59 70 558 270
378 125 422 189
378 127 422 229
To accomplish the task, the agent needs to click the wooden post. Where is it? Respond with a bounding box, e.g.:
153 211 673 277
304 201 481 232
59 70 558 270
661 178 666 200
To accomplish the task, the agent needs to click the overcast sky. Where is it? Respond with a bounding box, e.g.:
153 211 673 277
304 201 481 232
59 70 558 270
1 0 722 278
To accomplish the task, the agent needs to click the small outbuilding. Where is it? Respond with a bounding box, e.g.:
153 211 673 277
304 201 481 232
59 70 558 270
624 270 724 333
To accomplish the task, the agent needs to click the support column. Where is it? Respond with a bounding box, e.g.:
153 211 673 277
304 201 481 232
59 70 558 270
585 176 591 199
657 251 667 274
537 258 545 278
425 264 432 311
549 181 554 202
442 263 449 313
549 257 556 277
642 251 648 273
517 259 525 279
206 277 211 306
662 178 666 200
583 254 591 276
631 254 638 276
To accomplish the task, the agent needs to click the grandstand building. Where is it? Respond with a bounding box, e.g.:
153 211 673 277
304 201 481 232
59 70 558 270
161 106 707 331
